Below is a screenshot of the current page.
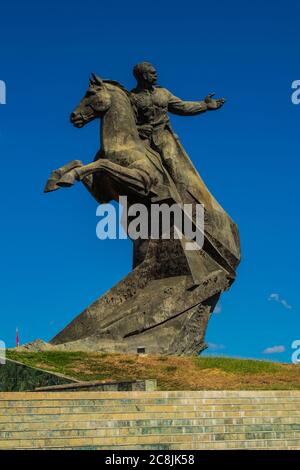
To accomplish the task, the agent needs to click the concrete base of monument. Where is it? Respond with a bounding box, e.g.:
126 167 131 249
47 269 228 356
36 223 235 356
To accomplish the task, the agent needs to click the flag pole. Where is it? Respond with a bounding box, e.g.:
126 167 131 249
16 328 19 348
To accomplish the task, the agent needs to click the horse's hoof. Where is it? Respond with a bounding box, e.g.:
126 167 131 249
56 179 74 187
56 172 76 187
44 179 61 192
44 161 83 192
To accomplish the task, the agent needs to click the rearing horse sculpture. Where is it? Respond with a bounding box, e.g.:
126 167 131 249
45 73 240 355
46 74 174 202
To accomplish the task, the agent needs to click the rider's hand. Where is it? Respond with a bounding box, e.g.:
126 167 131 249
204 93 226 110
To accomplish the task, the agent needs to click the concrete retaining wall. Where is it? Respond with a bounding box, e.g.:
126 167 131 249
0 390 300 449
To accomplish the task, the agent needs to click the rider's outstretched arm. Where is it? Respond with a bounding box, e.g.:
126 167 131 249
167 90 225 116
167 89 208 116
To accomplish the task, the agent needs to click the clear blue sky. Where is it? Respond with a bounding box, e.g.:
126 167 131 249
0 0 299 362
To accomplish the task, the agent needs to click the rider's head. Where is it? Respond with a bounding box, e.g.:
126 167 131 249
133 62 158 87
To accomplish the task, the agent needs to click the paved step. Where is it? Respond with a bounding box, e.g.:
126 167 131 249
2 422 300 439
1 391 298 398
1 410 300 424
1 416 299 431
2 403 300 416
1 391 300 449
1 400 300 409
2 433 300 450
41 438 300 450
1 396 300 406
2 411 300 427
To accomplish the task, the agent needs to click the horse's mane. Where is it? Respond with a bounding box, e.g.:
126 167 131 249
103 79 130 96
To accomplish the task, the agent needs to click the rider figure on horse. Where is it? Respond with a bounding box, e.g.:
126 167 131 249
130 62 225 194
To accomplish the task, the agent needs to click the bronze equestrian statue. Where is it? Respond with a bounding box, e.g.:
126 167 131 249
44 63 240 355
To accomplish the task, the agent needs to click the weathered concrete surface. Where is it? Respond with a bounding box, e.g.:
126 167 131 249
50 236 229 355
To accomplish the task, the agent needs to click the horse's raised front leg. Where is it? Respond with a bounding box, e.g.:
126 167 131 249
57 159 154 198
44 160 83 193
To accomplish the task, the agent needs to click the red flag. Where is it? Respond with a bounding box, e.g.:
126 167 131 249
16 328 19 348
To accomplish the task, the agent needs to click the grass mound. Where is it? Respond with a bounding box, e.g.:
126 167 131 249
6 351 300 391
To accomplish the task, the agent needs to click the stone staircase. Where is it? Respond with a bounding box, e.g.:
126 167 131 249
1 391 300 450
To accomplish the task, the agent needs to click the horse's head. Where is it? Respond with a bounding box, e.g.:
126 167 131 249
70 73 112 128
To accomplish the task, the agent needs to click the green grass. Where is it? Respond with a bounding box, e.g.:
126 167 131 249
193 356 283 374
6 350 300 391
7 351 96 379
